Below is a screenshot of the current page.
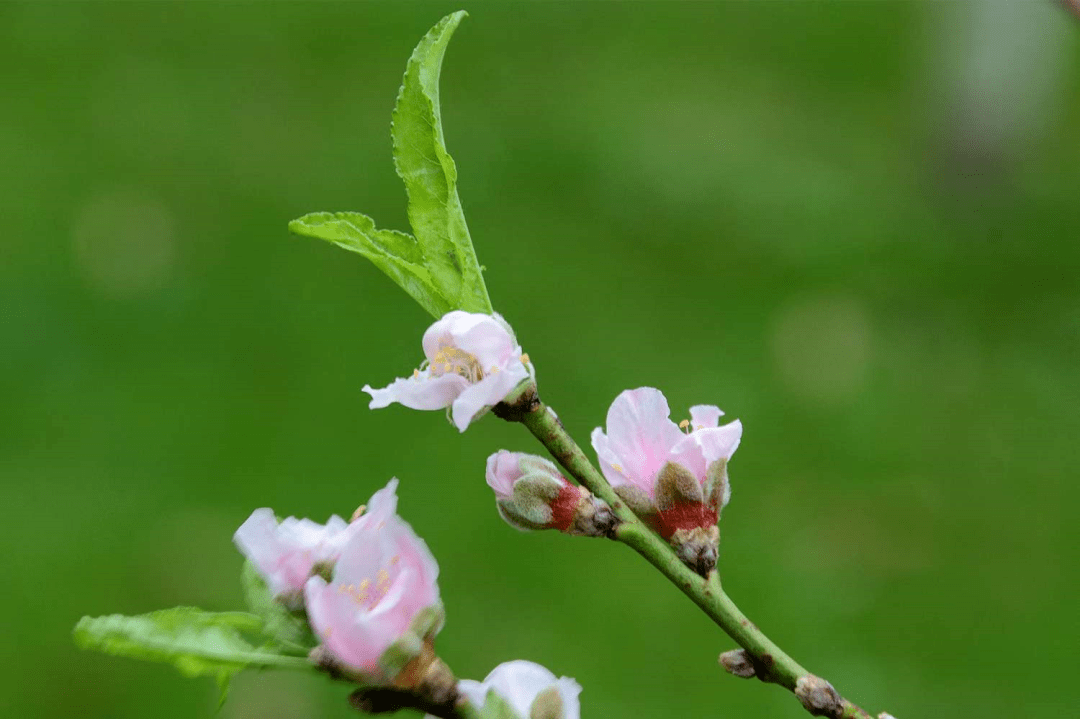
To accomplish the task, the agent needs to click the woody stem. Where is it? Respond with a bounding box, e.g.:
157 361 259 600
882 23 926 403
507 384 874 718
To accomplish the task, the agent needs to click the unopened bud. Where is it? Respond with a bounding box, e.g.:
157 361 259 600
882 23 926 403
795 675 842 717
878 714 898 719
718 649 756 679
487 451 615 537
670 525 719 576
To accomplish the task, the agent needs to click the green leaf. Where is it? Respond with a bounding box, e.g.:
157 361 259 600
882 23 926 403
479 689 523 719
241 560 318 655
73 608 313 698
289 211 452 319
391 10 491 315
290 11 493 319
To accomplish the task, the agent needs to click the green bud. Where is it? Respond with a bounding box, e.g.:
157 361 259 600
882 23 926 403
614 484 656 518
704 459 730 512
654 461 703 510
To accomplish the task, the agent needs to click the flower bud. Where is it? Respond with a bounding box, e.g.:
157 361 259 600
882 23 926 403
794 675 842 717
486 451 615 537
445 661 581 719
718 649 756 679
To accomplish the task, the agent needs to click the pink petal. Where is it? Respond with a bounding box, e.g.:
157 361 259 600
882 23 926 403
594 388 684 492
452 315 519 367
591 427 638 493
363 372 469 411
668 420 742 482
449 364 528 432
304 576 387 672
422 311 517 368
234 510 349 596
485 451 521 498
689 404 723 429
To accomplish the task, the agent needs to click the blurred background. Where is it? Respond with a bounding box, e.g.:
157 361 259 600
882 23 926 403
3 2 1079 718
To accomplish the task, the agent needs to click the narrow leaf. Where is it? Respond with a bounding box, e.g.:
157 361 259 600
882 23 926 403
73 608 312 693
391 10 492 314
290 211 452 318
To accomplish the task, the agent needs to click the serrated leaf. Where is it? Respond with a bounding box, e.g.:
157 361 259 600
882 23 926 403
241 560 317 655
290 11 493 319
391 10 491 315
289 212 452 319
73 608 313 698
479 688 523 719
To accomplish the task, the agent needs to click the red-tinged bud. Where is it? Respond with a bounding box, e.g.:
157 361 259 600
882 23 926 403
486 451 616 537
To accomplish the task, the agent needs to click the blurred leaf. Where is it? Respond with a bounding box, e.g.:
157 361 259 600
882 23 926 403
290 212 452 318
73 608 312 700
290 10 492 318
391 10 491 314
241 561 318 655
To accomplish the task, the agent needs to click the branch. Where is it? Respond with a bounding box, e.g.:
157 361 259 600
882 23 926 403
504 384 878 718
349 687 482 719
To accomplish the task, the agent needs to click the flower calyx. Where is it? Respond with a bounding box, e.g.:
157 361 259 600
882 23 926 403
487 451 617 538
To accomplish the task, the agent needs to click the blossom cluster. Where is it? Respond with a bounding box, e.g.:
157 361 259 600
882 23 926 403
234 309 742 715
236 474 580 718
235 480 444 682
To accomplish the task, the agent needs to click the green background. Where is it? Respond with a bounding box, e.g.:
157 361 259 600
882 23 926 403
3 2 1078 718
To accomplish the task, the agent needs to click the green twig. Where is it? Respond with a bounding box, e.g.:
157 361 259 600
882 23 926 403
506 385 875 718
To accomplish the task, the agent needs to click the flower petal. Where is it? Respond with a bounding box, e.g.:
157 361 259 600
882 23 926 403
485 451 520 498
449 364 528 432
304 575 386 672
668 420 742 482
363 372 469 411
484 660 560 716
591 426 637 493
689 404 723 430
596 387 684 492
422 311 518 367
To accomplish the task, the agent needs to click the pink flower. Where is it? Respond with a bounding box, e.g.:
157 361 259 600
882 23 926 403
590 387 741 540
234 510 353 601
487 450 611 535
363 311 532 432
304 479 443 681
449 660 581 719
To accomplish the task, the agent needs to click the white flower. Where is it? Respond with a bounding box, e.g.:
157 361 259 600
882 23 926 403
431 660 581 719
363 311 532 432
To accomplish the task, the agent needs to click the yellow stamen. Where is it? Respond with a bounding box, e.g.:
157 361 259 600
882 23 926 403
429 346 484 382
351 504 366 522
520 353 530 365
